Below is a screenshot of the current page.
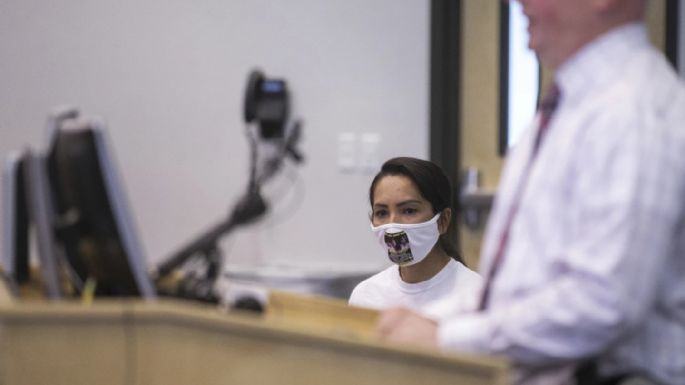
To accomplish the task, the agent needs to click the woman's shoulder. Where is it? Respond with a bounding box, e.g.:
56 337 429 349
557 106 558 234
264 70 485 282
448 259 483 286
348 265 397 308
350 265 397 294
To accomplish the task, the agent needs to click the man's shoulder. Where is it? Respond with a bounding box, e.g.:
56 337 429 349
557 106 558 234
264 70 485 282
618 48 684 107
578 49 685 142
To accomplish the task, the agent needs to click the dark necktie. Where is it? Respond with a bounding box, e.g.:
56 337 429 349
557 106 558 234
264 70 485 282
477 84 561 311
534 84 561 152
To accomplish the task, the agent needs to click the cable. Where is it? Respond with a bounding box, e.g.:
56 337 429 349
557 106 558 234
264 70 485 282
262 165 306 227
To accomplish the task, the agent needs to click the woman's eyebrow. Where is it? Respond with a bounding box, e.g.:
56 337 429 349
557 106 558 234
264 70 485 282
396 200 422 207
373 199 422 208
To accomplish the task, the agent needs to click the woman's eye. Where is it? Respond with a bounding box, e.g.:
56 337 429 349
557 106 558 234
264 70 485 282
373 210 388 218
402 207 418 215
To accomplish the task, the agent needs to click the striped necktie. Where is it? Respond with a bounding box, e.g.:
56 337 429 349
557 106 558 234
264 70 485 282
477 84 561 311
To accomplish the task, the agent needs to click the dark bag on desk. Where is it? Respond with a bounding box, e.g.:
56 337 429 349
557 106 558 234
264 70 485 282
574 361 662 385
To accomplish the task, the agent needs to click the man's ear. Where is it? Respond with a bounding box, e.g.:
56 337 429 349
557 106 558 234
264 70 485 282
438 208 452 234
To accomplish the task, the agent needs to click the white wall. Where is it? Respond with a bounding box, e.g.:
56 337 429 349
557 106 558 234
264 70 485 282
0 0 429 276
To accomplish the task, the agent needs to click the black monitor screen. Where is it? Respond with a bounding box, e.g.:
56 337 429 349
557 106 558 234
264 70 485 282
2 152 29 284
46 119 155 298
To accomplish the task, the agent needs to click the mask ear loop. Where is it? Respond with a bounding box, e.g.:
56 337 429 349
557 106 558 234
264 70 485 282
436 208 452 234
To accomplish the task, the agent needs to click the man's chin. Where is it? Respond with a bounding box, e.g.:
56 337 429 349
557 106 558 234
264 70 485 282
527 42 542 58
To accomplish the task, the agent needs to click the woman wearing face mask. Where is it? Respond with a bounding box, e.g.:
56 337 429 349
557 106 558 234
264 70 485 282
348 157 482 321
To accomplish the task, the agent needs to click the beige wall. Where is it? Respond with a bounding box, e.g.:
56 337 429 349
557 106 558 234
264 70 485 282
458 0 501 270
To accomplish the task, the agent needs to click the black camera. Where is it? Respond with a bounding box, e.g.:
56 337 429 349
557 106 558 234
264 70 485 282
243 70 289 139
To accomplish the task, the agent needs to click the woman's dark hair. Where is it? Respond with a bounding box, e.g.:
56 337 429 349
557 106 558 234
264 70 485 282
369 157 462 263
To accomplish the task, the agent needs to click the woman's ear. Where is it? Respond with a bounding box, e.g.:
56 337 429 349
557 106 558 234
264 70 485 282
438 208 452 234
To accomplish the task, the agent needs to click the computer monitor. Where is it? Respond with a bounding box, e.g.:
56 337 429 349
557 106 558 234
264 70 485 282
24 150 66 298
2 150 65 298
2 152 29 283
46 117 155 299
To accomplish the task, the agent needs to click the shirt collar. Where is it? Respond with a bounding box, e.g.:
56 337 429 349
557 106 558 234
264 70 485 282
394 259 456 293
555 23 649 106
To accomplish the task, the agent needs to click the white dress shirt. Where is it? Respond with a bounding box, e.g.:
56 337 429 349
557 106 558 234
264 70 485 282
438 24 685 385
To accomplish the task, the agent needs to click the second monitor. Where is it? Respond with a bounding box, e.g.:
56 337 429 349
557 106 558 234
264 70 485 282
46 117 155 299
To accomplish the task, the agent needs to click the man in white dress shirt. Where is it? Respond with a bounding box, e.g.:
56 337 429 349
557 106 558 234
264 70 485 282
376 0 685 384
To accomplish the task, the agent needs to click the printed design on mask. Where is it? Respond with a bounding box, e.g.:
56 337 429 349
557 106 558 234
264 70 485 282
384 231 413 265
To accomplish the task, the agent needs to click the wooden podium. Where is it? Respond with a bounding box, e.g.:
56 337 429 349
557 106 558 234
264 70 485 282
0 292 510 385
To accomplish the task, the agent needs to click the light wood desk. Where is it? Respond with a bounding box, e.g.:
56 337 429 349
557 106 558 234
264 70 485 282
0 293 510 385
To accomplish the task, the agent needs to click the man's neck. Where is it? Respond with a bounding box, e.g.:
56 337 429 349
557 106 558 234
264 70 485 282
548 16 643 71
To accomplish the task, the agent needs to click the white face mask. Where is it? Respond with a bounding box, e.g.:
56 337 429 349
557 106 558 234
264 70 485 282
371 213 441 267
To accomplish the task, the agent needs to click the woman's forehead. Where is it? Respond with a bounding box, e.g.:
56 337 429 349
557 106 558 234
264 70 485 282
373 175 425 203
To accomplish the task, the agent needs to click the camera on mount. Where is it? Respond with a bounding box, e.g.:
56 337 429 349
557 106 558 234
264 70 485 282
155 68 304 305
244 70 290 139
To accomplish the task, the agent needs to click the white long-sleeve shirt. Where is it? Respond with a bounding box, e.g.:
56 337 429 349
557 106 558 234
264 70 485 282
438 24 685 385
